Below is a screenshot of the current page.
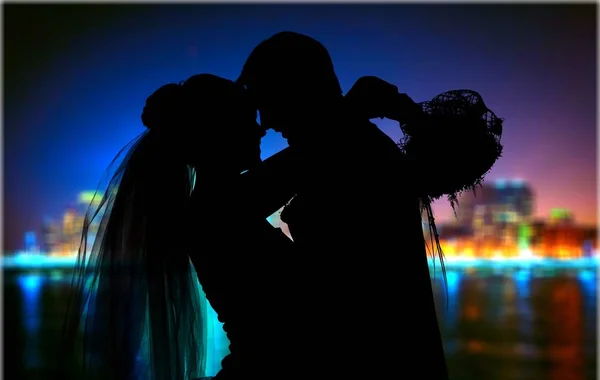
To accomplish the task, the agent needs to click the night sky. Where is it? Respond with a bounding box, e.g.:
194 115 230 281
4 4 597 251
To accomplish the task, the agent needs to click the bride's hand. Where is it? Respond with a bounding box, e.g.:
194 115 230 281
344 76 424 132
345 76 399 119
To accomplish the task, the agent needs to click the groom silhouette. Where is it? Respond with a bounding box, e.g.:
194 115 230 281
238 32 448 379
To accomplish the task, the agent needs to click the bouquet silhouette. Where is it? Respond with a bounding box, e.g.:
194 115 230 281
346 76 504 210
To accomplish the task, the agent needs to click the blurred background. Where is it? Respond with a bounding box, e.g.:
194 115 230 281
3 4 597 380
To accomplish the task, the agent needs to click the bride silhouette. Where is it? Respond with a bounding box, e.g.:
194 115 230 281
59 74 300 380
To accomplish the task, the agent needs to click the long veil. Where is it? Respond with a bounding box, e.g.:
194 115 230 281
60 131 207 380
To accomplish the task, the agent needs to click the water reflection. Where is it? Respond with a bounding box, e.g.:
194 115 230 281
547 278 584 380
438 270 461 354
578 270 595 291
18 274 43 369
514 269 535 359
515 269 530 297
578 269 598 379
5 267 598 380
437 268 595 380
445 270 461 328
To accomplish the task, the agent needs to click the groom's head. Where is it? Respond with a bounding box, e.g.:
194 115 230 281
238 32 343 139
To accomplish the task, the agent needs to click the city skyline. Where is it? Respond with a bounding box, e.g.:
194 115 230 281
11 177 596 258
5 4 596 250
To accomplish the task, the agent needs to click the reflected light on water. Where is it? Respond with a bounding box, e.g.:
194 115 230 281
5 260 597 380
19 274 42 331
444 271 461 332
18 274 43 369
514 269 533 341
50 270 64 281
514 269 530 297
578 270 595 286
548 280 584 380
446 271 460 294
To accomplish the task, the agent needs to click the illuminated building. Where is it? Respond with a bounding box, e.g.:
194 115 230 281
58 208 80 254
548 208 574 225
453 179 535 257
40 191 101 256
540 224 586 259
77 190 102 242
455 184 496 231
42 218 60 253
517 223 532 250
423 178 597 260
24 231 39 253
527 221 546 247
582 227 597 256
457 178 534 232
78 190 100 206
77 190 102 216
62 208 77 236
582 240 595 257
533 208 591 259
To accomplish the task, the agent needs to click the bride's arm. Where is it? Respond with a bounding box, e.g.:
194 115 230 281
344 76 424 132
344 77 437 197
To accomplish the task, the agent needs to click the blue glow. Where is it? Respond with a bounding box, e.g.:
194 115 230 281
428 256 599 270
203 296 229 376
24 231 37 251
20 274 43 296
514 269 530 298
18 274 43 369
511 178 524 187
192 261 229 376
1 253 77 268
445 271 460 295
4 253 598 272
578 270 596 296
443 270 461 330
579 269 595 282
514 269 533 338
494 178 507 189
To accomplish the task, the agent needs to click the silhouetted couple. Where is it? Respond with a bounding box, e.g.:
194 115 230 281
62 31 504 380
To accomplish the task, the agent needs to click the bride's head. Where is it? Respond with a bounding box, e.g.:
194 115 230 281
141 73 264 175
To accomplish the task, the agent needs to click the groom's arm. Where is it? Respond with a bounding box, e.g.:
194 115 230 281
237 147 303 218
237 119 422 220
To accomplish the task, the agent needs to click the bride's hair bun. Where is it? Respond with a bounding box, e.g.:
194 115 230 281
141 83 184 130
